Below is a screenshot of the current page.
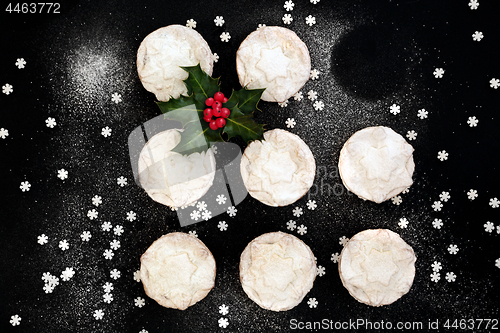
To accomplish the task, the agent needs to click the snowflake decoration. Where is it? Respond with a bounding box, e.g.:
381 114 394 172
433 68 445 78
305 15 316 26
219 304 229 315
43 284 55 293
484 221 495 233
437 150 449 161
293 91 303 101
467 116 479 127
496 258 500 269
114 225 124 236
196 201 207 211
20 181 31 192
133 270 141 282
389 104 400 115
15 58 26 69
489 78 499 89
45 117 57 128
218 221 228 231
297 224 307 235
187 231 198 238
92 195 102 206
110 239 121 250
489 197 500 208
313 100 324 111
310 69 320 80
307 298 318 308
430 271 440 283
282 14 293 25
306 200 317 210
216 194 227 205
307 90 318 100
432 218 443 229
0 128 9 139
93 310 104 320
432 201 443 211
212 53 219 63
135 297 146 308
139 330 148 333
214 16 225 26
292 207 303 217
331 252 340 263
101 126 112 137
445 272 456 282
103 293 113 304
431 261 442 272
417 108 428 119
61 267 75 281
447 244 459 255
467 189 478 200
87 209 98 220
278 100 288 107
126 211 137 222
110 269 121 280
59 239 69 251
10 315 21 326
285 118 296 128
220 32 231 42
111 93 122 104
81 231 92 241
103 249 114 260
317 265 325 277
391 195 402 205
117 176 127 187
310 0 320 3
103 282 114 293
472 31 483 41
284 0 294 11
102 222 112 232
398 217 409 229
406 130 417 141
339 236 349 246
2 83 13 95
227 206 237 217
218 317 229 328
190 210 201 221
202 210 212 221
57 168 68 180
286 220 297 231
468 0 479 10
439 191 451 202
257 24 266 30
38 234 48 245
185 18 197 29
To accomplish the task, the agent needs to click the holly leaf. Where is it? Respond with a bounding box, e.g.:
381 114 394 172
223 107 265 143
181 64 220 105
171 121 224 155
156 95 204 127
225 87 265 115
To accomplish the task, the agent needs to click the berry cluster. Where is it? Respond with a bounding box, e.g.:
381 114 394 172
204 92 230 130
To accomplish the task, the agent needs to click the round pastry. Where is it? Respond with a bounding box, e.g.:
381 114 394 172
240 129 316 207
338 229 416 307
239 232 317 311
236 26 311 102
138 129 216 209
338 126 414 203
140 232 216 310
137 24 214 102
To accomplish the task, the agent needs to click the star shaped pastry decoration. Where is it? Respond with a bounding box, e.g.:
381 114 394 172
360 248 400 286
359 146 398 182
256 47 291 82
262 151 297 184
261 253 297 291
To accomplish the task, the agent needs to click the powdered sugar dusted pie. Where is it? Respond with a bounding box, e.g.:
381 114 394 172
137 24 214 102
140 232 216 310
138 129 216 209
240 129 316 207
338 126 414 203
236 26 311 102
239 232 316 311
338 229 416 307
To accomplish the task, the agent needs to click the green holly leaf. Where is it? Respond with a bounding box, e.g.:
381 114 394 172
223 107 265 143
156 96 204 127
225 87 265 115
171 121 223 155
181 64 220 105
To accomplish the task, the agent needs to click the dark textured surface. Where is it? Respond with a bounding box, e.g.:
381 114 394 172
1 1 499 332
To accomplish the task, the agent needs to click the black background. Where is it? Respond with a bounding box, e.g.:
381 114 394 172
1 0 499 332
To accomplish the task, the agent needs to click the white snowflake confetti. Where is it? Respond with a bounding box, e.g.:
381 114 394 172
293 91 303 101
292 207 303 217
103 249 114 260
87 209 98 220
484 221 495 233
220 32 231 42
61 267 75 281
2 83 13 95
103 293 113 304
445 272 456 282
0 128 9 139
102 222 112 232
432 201 443 211
102 126 112 137
305 15 316 26
126 211 137 222
185 19 197 29
282 14 293 25
496 258 500 269
190 210 201 221
297 224 307 235
310 0 320 3
38 234 48 245
92 195 102 206
45 117 57 128
216 194 227 205
430 271 440 283
331 252 340 263
472 31 484 41
339 236 349 246
398 217 409 229
489 197 500 208
218 317 229 328
135 297 146 308
467 116 479 127
218 221 228 231
15 58 26 69
310 69 320 80
10 315 21 326
59 239 69 251
467 189 478 200
214 16 225 26
211 145 218 155
389 104 400 115
317 265 325 277
57 168 68 180
103 282 114 293
306 200 317 210
432 218 443 229
111 93 122 104
188 230 198 238
431 261 442 272
468 0 479 10
284 0 294 11
133 270 141 282
437 150 449 161
20 181 31 192
433 68 445 78
202 210 212 221
391 195 402 205
285 118 296 128
43 284 54 293
117 176 127 187
313 100 324 111
81 231 92 241
110 269 121 280
417 108 428 119
489 78 499 89
212 53 219 63
439 191 451 202
93 310 104 320
219 304 229 315
406 130 417 141
114 225 124 236
286 220 297 231
227 206 237 217
307 298 318 308
447 244 459 255
197 201 207 211
110 239 121 250
307 90 317 100
278 100 288 107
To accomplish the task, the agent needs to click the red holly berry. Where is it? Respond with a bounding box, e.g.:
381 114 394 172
213 107 222 117
214 92 225 102
216 117 226 128
222 97 228 103
213 101 222 109
203 115 212 123
204 108 213 118
205 97 214 106
209 120 218 130
220 108 230 118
